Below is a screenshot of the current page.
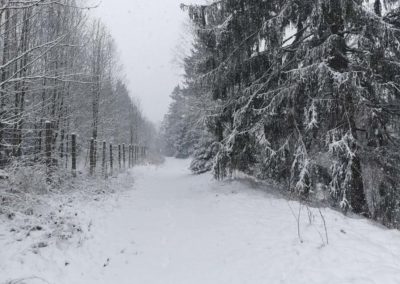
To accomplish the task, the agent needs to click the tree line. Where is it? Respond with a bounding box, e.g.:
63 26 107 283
162 0 400 228
0 0 155 172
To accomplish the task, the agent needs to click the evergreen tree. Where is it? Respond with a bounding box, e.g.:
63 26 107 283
162 85 192 158
178 0 400 223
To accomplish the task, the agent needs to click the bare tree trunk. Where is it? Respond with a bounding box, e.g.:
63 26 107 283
0 5 10 166
13 7 31 157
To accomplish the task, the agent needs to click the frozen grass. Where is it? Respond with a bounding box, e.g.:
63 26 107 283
0 163 135 284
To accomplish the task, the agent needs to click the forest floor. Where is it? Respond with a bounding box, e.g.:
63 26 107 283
1 158 400 284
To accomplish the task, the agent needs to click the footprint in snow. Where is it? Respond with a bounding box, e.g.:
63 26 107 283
103 258 110 267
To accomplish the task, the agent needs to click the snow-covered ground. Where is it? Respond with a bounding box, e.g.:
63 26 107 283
1 158 400 284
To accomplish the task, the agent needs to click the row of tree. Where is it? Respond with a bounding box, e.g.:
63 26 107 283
0 0 155 171
163 0 400 228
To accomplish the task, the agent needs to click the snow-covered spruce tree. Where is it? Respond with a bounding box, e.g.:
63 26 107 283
162 36 215 162
184 0 400 223
182 1 278 178
180 37 219 173
162 86 193 158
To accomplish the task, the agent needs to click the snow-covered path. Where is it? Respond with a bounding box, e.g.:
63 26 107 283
2 158 400 284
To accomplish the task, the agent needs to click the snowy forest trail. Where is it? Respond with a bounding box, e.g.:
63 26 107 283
2 158 400 284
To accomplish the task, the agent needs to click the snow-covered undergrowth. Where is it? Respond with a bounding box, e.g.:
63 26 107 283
1 158 400 284
0 165 135 284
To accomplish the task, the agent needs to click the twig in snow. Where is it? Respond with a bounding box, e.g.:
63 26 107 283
286 198 304 243
297 202 303 243
318 208 329 245
5 276 51 284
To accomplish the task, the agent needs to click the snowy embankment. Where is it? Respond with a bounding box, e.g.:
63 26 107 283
1 158 400 284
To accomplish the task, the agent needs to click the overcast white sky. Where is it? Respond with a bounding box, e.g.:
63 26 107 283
91 0 204 124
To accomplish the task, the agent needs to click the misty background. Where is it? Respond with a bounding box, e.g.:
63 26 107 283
92 0 204 124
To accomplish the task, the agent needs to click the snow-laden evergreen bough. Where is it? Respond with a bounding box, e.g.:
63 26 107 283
169 0 400 228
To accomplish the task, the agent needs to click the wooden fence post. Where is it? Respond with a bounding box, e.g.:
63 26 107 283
118 144 121 169
60 129 65 160
37 119 43 160
133 145 136 165
127 145 130 168
131 144 134 167
65 133 69 169
45 121 52 178
128 144 132 168
71 133 77 177
110 144 113 176
133 145 135 166
90 138 95 175
102 141 106 176
94 140 98 168
123 143 126 169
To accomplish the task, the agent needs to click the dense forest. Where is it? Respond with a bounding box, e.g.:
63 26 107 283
162 0 400 228
3 1 400 282
0 0 156 178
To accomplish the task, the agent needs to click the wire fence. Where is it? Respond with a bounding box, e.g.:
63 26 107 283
0 120 148 181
